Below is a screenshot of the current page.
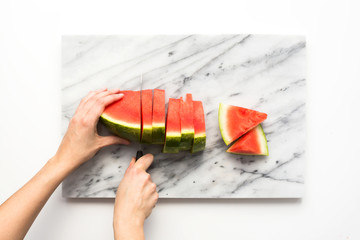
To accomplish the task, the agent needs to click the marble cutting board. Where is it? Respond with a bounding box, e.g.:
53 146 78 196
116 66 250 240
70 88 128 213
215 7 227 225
61 34 306 198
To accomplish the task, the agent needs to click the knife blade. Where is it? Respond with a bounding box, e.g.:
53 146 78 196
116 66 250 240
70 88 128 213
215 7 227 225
136 73 144 161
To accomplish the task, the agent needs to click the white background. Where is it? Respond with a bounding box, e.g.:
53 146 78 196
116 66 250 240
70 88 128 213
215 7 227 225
1 0 359 239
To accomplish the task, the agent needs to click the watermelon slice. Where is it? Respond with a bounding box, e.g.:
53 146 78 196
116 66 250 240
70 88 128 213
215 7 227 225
163 98 181 153
141 89 153 143
100 90 141 142
219 103 267 145
152 89 166 144
191 100 206 153
226 125 268 155
179 94 195 150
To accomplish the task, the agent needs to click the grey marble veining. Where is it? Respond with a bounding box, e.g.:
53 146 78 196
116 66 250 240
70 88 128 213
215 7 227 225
62 35 306 198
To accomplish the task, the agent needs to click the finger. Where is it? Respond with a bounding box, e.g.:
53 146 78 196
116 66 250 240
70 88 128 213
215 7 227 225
95 88 121 99
94 87 108 94
89 89 122 113
82 88 117 111
144 182 157 195
102 93 124 107
134 154 154 171
74 88 108 115
82 88 108 104
98 136 130 148
87 93 124 122
153 192 159 206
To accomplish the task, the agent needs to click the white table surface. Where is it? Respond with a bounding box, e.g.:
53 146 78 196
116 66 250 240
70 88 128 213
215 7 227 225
0 0 359 239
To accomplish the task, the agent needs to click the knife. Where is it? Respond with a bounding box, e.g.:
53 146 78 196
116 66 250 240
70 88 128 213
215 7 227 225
136 73 144 161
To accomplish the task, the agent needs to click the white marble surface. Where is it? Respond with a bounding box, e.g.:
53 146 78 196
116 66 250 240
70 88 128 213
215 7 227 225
62 35 306 198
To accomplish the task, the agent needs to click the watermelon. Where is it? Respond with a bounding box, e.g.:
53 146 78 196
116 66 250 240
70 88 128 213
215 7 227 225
152 89 166 144
218 103 267 145
100 91 141 142
163 98 181 153
191 100 206 153
179 94 195 150
141 89 153 143
226 125 268 155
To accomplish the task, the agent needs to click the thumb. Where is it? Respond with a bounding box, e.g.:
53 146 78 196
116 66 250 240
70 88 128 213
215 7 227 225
128 157 136 168
134 154 154 171
98 136 130 148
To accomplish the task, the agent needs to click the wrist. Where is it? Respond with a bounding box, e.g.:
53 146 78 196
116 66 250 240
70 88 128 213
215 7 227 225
114 215 144 239
114 214 145 229
49 154 77 177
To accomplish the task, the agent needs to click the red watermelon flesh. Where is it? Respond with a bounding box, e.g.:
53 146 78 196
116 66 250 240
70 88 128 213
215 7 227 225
141 89 153 143
179 94 195 150
100 90 141 142
219 103 267 145
192 100 206 153
226 125 268 155
163 98 181 153
152 89 166 144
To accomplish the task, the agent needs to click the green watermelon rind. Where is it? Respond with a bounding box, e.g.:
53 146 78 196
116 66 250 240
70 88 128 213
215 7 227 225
179 131 194 151
152 125 165 144
191 134 206 153
163 134 181 153
226 125 269 156
100 115 141 142
218 103 232 145
163 146 180 153
141 127 152 144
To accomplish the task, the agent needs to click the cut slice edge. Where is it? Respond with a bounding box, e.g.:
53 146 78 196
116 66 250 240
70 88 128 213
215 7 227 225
152 89 166 144
163 98 181 153
179 95 195 151
226 124 268 155
191 100 206 153
141 89 153 143
100 113 141 142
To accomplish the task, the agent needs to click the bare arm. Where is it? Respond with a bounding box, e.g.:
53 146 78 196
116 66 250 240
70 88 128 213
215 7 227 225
113 154 159 240
0 88 128 240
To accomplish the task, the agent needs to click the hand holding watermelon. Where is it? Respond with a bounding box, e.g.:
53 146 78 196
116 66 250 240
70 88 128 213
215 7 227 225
0 88 154 240
55 88 130 171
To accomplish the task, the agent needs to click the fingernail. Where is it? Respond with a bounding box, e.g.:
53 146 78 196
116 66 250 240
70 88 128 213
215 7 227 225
117 93 124 97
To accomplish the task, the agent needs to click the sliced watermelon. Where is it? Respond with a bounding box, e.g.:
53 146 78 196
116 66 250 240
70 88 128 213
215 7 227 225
191 100 206 153
226 125 268 155
219 103 267 145
101 90 141 142
163 98 181 153
152 89 166 144
141 89 153 143
179 94 195 151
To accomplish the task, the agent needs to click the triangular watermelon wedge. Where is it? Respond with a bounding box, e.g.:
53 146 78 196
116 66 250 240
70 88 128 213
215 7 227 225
100 90 141 142
219 103 267 145
226 125 268 155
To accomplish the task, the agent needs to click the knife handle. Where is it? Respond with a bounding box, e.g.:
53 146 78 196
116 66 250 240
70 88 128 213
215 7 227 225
136 150 143 161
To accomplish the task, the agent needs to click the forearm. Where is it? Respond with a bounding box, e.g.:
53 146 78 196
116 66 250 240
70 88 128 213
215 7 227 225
0 156 73 240
114 219 145 240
